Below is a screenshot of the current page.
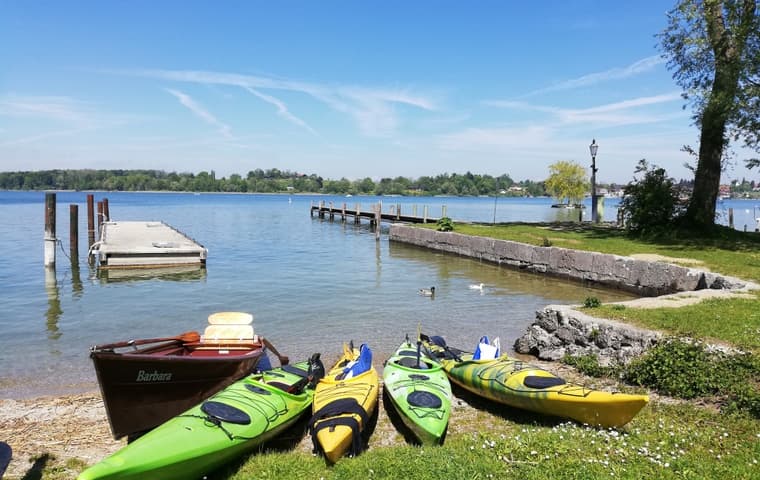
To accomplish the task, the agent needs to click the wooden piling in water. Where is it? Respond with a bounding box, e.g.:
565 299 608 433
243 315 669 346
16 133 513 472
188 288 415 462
355 203 361 224
423 205 428 224
87 194 95 247
44 192 56 268
69 204 78 260
97 201 104 235
341 203 346 222
103 198 110 221
374 203 381 241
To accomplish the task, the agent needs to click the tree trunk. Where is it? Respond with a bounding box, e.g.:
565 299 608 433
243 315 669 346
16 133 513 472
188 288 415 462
684 0 751 227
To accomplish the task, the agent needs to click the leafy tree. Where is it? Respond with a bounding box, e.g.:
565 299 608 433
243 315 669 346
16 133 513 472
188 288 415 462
544 161 587 205
658 0 759 227
619 160 686 235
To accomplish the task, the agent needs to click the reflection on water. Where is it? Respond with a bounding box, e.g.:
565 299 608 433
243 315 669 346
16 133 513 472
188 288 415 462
96 266 207 284
44 267 62 340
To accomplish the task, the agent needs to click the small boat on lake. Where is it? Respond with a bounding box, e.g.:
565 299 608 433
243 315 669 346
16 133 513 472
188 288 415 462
90 312 287 439
420 334 648 428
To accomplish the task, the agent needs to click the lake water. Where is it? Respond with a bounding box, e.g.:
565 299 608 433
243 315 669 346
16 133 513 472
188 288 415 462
1 191 756 399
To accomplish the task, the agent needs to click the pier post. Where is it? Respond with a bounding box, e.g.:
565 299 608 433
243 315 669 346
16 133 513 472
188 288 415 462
329 201 334 220
87 194 95 247
97 201 104 236
44 192 56 268
423 205 428 224
442 205 447 218
355 203 361 224
103 197 110 221
69 204 79 260
319 201 325 218
396 203 401 220
310 201 314 217
374 203 381 241
729 208 734 229
341 203 346 222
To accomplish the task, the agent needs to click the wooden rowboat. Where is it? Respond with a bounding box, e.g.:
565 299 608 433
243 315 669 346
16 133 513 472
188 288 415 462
90 312 285 439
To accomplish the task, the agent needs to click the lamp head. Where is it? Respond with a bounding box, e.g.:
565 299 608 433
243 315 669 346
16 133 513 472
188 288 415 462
589 139 598 157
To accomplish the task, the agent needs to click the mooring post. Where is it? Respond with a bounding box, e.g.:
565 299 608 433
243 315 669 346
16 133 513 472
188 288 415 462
329 201 334 220
44 192 56 268
97 201 104 235
729 208 734 229
310 200 314 217
103 197 110 221
355 203 361 224
396 203 401 220
319 200 325 218
341 202 346 222
423 205 428 224
87 194 95 247
442 205 447 218
69 204 78 260
374 203 381 241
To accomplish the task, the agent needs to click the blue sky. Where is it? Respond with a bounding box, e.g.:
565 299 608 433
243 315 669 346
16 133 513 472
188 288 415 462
1 1 756 184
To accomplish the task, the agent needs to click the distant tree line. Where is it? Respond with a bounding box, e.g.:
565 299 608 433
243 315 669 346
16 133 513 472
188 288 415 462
0 169 550 197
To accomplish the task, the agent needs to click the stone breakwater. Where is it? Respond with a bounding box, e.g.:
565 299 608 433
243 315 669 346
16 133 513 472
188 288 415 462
389 224 758 364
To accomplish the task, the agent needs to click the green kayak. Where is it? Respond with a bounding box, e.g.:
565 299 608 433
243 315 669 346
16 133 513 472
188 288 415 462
382 338 451 445
79 355 324 480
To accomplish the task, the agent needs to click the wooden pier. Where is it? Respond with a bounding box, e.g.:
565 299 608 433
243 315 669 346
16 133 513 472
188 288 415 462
90 221 207 269
310 201 442 225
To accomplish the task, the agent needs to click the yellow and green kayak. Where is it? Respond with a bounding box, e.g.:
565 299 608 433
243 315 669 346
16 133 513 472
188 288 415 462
383 338 451 445
421 334 648 428
309 342 378 463
78 355 323 480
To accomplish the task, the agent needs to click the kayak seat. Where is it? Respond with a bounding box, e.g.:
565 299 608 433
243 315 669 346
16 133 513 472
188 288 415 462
409 374 430 381
396 357 429 369
407 391 442 409
201 401 251 425
523 376 566 389
398 350 418 356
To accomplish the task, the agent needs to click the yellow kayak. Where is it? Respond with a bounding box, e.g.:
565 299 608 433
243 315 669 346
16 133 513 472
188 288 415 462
309 342 378 463
422 334 648 428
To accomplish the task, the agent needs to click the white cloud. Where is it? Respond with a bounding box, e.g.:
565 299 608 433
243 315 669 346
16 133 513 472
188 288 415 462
0 95 93 123
165 88 232 138
244 87 318 136
115 68 437 137
522 55 666 97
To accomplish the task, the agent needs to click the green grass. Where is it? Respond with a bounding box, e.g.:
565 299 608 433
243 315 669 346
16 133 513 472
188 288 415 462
200 403 760 480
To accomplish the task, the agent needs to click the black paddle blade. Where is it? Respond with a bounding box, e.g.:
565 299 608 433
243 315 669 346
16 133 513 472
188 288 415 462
0 441 13 477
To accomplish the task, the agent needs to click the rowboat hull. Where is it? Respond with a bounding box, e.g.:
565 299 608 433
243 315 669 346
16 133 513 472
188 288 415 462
78 360 315 480
311 344 378 463
422 335 648 428
383 341 451 445
91 339 263 438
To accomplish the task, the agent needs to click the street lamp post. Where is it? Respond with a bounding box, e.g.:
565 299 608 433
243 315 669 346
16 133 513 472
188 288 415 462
589 139 599 223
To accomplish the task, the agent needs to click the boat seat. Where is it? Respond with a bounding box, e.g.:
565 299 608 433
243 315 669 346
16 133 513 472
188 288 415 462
282 364 309 378
201 401 251 425
523 375 566 389
407 390 442 408
202 324 255 342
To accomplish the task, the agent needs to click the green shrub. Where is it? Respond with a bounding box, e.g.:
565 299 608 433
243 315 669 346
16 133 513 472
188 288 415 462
618 159 686 235
623 339 716 398
583 296 601 308
436 216 454 232
542 236 553 247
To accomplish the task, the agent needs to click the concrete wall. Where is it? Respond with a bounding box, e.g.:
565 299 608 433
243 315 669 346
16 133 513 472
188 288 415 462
389 224 750 296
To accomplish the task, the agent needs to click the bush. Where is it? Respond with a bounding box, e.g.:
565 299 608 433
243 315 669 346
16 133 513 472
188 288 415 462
583 297 601 308
618 159 686 235
436 217 454 232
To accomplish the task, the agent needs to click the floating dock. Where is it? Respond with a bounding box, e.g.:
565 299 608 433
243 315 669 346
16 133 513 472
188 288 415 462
91 221 207 269
310 201 441 224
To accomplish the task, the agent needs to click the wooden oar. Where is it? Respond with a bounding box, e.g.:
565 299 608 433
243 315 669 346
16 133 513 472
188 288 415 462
92 331 201 351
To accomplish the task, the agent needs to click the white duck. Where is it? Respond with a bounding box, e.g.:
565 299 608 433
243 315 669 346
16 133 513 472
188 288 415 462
418 286 436 297
469 283 485 291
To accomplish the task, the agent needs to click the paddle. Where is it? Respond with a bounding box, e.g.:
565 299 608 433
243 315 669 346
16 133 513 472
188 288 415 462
261 337 289 366
91 331 201 351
